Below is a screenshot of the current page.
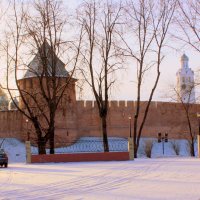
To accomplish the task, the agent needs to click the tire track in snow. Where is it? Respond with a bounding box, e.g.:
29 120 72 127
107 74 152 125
0 168 110 199
0 161 177 200
0 167 13 190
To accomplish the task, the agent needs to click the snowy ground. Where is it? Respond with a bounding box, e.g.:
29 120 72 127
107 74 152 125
1 158 200 200
0 138 200 199
0 137 197 163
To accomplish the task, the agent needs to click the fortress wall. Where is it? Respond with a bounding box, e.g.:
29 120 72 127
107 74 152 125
16 76 78 142
76 101 101 137
0 110 22 139
0 100 199 141
0 107 79 143
76 101 199 139
53 104 79 142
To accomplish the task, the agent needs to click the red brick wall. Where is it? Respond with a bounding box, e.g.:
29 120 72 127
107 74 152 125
0 100 199 141
31 152 129 163
0 110 22 139
76 101 199 139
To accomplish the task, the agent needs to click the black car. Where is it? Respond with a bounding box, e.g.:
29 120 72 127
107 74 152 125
0 149 8 168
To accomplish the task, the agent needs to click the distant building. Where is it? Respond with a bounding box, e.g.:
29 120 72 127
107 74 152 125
176 54 195 103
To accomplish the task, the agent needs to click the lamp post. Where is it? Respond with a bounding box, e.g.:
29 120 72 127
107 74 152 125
129 116 132 138
197 113 200 158
128 116 134 160
158 132 168 156
26 119 30 141
25 119 31 163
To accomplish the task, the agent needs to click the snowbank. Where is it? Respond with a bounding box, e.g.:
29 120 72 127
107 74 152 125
0 137 197 163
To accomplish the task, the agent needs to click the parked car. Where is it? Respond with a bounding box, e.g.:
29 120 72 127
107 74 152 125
0 149 8 168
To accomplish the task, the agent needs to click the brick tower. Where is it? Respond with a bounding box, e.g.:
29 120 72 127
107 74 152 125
17 41 78 142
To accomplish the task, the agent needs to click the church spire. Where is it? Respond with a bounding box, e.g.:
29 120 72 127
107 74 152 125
176 54 195 103
181 53 189 69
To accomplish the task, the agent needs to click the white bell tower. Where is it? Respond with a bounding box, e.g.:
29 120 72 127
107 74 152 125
176 54 195 103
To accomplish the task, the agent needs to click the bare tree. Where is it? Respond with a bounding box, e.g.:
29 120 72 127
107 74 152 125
77 0 124 152
175 0 200 156
122 0 177 157
0 0 11 23
3 0 82 154
165 70 198 156
173 86 197 156
176 0 200 53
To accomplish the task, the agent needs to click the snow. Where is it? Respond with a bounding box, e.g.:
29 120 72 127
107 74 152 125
31 137 128 154
1 158 200 199
31 137 197 157
0 138 200 199
0 138 26 163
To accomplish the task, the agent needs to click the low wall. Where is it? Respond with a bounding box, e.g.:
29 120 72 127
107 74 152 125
31 152 129 163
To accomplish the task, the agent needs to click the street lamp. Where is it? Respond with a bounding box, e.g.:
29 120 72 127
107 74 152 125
128 116 134 160
129 116 132 137
26 119 30 141
157 132 168 155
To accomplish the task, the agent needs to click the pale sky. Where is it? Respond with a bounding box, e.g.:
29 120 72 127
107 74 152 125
1 0 200 102
66 0 200 102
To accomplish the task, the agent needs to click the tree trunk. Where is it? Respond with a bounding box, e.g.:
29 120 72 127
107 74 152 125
33 120 46 154
190 140 195 157
38 137 46 154
134 143 138 158
133 115 138 158
134 145 138 158
49 126 55 154
101 116 109 152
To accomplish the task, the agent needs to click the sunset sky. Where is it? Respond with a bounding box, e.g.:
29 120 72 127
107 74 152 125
65 0 200 102
1 0 200 102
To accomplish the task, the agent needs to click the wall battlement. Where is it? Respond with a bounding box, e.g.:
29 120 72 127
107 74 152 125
0 110 22 120
0 100 199 141
76 100 200 139
76 100 196 110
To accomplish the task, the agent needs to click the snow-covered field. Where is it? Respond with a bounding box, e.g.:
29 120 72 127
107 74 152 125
0 138 200 200
1 158 200 199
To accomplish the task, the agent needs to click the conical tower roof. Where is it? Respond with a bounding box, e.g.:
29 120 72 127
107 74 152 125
22 40 69 79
